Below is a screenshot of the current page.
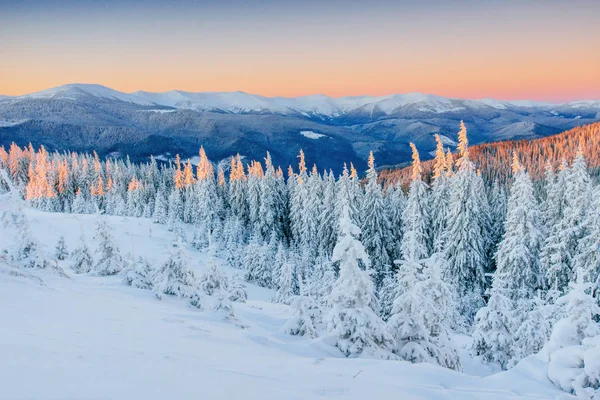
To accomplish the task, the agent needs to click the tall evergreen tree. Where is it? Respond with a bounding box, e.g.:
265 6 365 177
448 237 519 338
472 155 543 368
400 143 429 262
361 151 391 287
442 122 486 324
326 198 392 357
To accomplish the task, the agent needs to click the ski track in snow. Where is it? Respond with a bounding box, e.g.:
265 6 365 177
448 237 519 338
0 196 572 400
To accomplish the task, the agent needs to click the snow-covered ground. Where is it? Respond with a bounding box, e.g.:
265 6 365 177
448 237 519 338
0 196 573 399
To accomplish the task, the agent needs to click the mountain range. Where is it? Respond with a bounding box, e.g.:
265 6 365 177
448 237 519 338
1 83 599 172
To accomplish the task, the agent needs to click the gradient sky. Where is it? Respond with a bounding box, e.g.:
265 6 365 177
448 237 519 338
1 0 599 101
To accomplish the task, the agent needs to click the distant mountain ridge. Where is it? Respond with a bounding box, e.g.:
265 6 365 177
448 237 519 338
1 83 599 172
6 83 600 117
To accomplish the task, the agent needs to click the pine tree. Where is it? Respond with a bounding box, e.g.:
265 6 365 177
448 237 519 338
258 152 284 240
361 151 391 287
540 160 571 292
273 242 295 304
153 189 168 224
54 236 69 260
93 216 124 276
318 171 338 256
378 266 397 321
228 154 249 225
326 199 393 357
429 134 451 253
400 143 429 262
385 182 405 262
153 238 200 300
71 234 94 274
243 234 272 288
442 122 486 324
388 254 461 370
8 209 37 262
223 216 245 269
472 156 543 368
573 184 600 301
284 271 321 338
122 256 155 290
546 269 600 397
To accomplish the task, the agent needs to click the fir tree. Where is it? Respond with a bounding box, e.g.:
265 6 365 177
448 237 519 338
472 156 543 368
388 254 461 370
429 134 451 253
361 151 391 288
273 242 295 304
54 236 69 261
442 122 486 324
326 199 393 357
284 271 321 338
153 238 200 300
122 256 155 290
71 234 94 274
93 216 124 276
400 143 429 262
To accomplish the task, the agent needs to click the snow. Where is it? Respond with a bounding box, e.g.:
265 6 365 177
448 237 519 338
12 83 598 117
300 130 327 139
0 195 573 399
0 119 29 127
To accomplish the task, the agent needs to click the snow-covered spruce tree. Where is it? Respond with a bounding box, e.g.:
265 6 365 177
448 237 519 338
199 257 234 315
247 160 263 229
167 188 183 230
488 180 507 261
540 160 571 293
223 215 245 269
72 189 88 214
7 208 37 262
243 233 272 288
273 242 295 304
198 258 229 296
388 254 461 370
511 292 553 364
289 150 309 248
442 121 486 324
429 134 451 253
360 151 391 288
153 237 201 304
318 170 338 257
258 152 284 240
122 256 155 290
71 233 94 274
228 275 248 303
228 154 249 226
472 155 543 368
378 266 397 321
544 149 591 296
546 269 600 398
54 236 69 261
326 199 393 357
385 182 405 262
194 148 223 235
303 165 323 260
573 184 600 302
400 143 429 262
152 189 168 224
92 216 124 276
284 271 322 338
316 258 336 306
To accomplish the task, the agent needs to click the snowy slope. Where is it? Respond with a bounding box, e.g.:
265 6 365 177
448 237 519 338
0 197 572 399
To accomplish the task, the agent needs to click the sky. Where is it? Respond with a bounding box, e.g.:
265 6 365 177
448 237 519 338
1 0 599 101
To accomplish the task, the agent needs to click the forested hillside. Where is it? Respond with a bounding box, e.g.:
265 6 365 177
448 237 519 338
379 121 600 188
1 120 600 398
